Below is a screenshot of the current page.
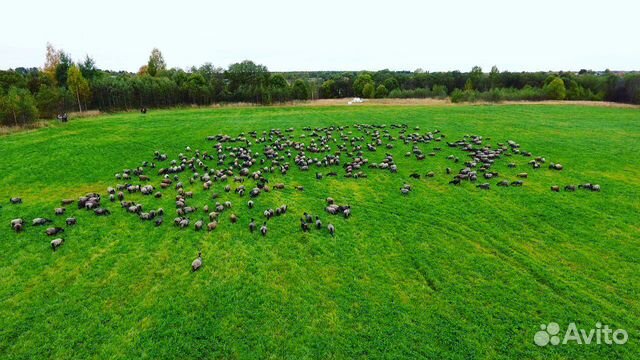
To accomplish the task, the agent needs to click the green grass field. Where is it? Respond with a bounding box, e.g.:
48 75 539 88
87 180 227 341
0 104 639 359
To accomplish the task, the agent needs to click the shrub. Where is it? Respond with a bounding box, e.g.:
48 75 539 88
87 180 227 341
375 84 388 98
544 77 566 100
362 83 376 98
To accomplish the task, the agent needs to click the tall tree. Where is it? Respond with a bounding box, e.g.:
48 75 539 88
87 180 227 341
67 65 91 112
80 55 97 80
0 87 38 126
147 48 166 77
44 43 61 85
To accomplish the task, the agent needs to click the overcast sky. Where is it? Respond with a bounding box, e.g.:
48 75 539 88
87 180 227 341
1 0 637 73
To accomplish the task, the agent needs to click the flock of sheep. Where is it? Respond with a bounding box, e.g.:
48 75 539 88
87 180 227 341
6 123 600 271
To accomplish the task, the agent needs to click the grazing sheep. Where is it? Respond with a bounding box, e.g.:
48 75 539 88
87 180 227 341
304 212 312 223
248 200 254 209
155 217 163 227
249 218 256 233
55 208 66 215
260 222 268 236
61 199 74 206
32 218 53 226
195 219 204 231
476 183 490 190
66 218 77 226
315 216 322 229
564 185 576 192
343 207 351 218
45 227 65 236
551 185 560 192
12 221 24 233
591 184 601 192
230 214 238 223
549 163 563 170
94 208 111 216
192 252 202 272
517 173 528 178
11 218 24 229
51 238 64 251
10 197 22 204
326 197 335 205
497 180 509 187
179 218 190 229
300 219 310 232
207 221 218 231
510 180 524 187
327 223 335 237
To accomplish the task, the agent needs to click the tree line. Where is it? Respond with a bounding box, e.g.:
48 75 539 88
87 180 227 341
1 45 639 126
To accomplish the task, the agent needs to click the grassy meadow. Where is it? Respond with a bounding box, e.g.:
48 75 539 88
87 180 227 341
0 104 639 359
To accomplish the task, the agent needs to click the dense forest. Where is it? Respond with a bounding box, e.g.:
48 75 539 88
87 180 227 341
1 45 638 126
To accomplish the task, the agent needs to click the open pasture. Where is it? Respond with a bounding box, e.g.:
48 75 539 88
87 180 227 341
0 104 639 359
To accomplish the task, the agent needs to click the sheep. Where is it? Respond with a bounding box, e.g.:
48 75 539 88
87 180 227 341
55 208 66 216
51 238 64 251
249 218 256 233
45 227 65 236
315 216 322 229
300 219 310 232
510 180 524 187
155 217 164 227
61 199 74 206
230 214 238 223
207 221 218 231
209 212 219 221
94 208 111 216
591 184 601 192
260 222 268 236
66 218 77 226
32 218 53 226
192 252 202 272
10 197 22 204
326 197 335 205
476 183 490 190
11 218 24 228
549 163 563 170
327 223 335 237
13 222 24 233
304 212 312 223
195 219 204 231
248 200 254 209
179 218 190 229
343 207 351 218
551 185 560 192
517 173 528 178
564 185 576 192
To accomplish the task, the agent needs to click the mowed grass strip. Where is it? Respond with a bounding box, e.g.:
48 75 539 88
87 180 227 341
0 104 639 359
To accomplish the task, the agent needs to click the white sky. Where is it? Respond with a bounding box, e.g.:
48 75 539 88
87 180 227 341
0 0 637 73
